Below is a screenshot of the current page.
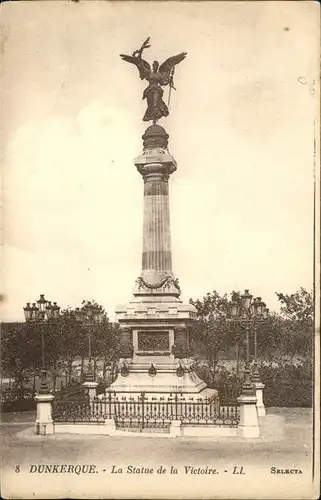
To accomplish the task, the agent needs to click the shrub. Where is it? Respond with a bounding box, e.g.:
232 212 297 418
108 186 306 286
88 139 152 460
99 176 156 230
1 387 36 413
195 358 313 407
258 359 312 407
2 399 36 413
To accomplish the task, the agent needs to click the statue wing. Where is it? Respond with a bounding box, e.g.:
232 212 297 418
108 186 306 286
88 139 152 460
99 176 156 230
120 54 151 80
159 52 187 82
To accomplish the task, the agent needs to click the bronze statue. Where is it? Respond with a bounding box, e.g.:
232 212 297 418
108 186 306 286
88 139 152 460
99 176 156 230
120 37 187 123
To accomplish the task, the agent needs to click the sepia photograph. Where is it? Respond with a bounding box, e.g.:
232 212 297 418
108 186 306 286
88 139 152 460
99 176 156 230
0 1 320 499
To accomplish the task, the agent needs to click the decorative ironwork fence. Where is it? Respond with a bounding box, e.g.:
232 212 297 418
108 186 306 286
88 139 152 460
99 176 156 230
53 398 91 421
54 380 88 401
53 391 240 429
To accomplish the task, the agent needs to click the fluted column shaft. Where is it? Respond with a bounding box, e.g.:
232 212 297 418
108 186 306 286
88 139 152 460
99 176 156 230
135 125 177 288
142 172 172 277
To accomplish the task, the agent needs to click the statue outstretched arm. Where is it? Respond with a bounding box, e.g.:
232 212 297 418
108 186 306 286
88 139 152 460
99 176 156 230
132 37 151 58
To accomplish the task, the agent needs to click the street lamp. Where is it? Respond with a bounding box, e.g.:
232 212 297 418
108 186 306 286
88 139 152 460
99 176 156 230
24 294 61 394
251 296 267 360
229 290 267 392
75 303 103 382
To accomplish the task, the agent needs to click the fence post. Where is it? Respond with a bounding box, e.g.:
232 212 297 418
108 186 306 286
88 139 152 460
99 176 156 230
104 418 116 435
253 381 266 417
251 366 266 417
34 393 55 435
82 381 98 400
237 367 260 438
140 391 146 430
170 420 181 437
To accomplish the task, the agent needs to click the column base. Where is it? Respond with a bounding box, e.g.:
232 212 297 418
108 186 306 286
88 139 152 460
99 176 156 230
114 294 215 400
35 421 54 435
104 418 116 436
237 394 260 438
257 405 266 418
108 364 218 401
170 420 182 437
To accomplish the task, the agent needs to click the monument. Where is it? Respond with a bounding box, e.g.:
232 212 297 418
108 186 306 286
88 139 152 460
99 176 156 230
110 39 217 401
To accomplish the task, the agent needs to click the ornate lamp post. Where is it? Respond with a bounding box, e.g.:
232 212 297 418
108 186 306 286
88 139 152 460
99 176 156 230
229 290 267 393
24 294 60 394
75 303 103 382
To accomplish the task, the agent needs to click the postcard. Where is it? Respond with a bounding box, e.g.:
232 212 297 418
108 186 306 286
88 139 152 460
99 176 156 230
1 1 320 499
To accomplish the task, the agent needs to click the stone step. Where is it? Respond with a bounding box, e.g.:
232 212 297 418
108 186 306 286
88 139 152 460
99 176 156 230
116 425 170 434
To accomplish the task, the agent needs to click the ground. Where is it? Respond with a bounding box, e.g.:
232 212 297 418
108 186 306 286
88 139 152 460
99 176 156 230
0 408 318 499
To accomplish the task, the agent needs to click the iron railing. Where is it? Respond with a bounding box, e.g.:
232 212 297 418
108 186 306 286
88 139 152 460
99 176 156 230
53 383 87 401
53 391 240 428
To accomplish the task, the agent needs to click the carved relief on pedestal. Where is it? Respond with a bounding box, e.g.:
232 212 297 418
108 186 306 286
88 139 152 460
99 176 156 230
133 275 181 296
137 331 170 353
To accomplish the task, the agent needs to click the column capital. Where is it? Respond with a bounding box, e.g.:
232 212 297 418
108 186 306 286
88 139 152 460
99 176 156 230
34 393 55 403
135 150 177 180
82 381 98 390
135 122 176 178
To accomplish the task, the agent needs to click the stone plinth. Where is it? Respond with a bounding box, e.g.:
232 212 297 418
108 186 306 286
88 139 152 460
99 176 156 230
111 299 217 400
110 124 216 402
82 381 98 400
34 393 55 435
254 381 266 417
237 394 260 438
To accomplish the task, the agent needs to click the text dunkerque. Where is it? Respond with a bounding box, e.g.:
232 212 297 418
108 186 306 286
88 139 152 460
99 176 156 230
28 464 246 475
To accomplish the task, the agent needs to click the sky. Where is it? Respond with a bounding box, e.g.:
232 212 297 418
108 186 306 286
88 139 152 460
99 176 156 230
1 1 319 321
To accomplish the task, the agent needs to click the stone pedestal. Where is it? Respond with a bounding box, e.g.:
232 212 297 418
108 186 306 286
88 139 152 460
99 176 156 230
110 125 217 402
251 364 266 417
170 420 182 437
82 381 98 400
254 382 266 417
237 394 260 438
34 393 55 435
104 418 116 436
236 364 260 438
111 291 216 400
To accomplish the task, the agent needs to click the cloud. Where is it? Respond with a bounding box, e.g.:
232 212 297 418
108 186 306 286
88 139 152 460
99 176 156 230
5 102 140 250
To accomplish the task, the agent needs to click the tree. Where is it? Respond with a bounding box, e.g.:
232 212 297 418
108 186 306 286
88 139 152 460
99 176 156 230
1 299 121 396
56 300 120 384
189 291 235 382
189 289 287 368
79 300 119 379
2 323 40 398
93 320 120 380
275 288 314 360
276 288 313 324
253 312 284 359
189 290 231 318
55 309 83 383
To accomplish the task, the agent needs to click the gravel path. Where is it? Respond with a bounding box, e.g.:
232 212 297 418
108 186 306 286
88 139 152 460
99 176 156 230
0 408 316 499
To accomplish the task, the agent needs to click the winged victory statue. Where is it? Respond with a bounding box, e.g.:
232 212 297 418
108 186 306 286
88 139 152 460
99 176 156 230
120 38 187 124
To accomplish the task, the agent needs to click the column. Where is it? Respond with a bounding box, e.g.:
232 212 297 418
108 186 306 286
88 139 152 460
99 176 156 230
142 173 172 277
135 124 177 289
